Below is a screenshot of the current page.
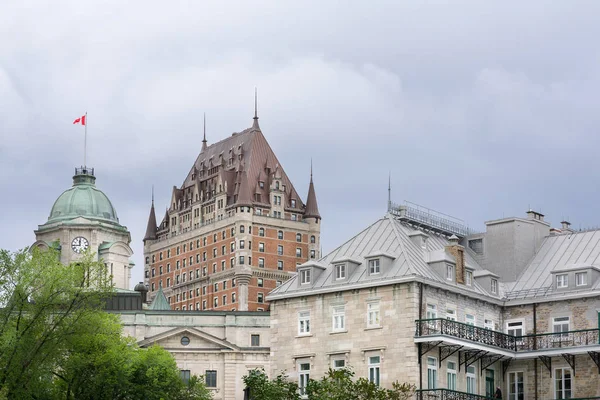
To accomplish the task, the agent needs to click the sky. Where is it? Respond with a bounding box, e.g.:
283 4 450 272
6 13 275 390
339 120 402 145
2 1 600 288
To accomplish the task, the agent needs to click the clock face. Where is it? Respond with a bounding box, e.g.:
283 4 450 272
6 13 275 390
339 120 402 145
71 237 89 254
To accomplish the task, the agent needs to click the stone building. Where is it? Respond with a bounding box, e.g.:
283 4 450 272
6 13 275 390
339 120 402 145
143 110 321 312
267 203 600 399
32 167 134 289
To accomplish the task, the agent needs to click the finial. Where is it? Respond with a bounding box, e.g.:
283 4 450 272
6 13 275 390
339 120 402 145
388 171 391 211
202 113 208 150
254 87 258 120
152 185 155 206
310 158 313 180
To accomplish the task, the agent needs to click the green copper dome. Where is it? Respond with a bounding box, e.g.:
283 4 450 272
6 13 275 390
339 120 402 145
47 168 120 225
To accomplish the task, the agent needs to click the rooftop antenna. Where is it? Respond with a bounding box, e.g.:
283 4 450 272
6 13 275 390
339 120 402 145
387 171 391 212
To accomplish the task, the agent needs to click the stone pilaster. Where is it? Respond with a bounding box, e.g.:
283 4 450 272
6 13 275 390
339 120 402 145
235 266 253 311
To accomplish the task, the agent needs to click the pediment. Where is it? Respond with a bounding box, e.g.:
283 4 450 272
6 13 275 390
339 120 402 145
138 327 239 351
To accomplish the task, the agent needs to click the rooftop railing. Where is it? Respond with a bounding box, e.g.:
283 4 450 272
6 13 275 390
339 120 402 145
415 318 600 353
389 201 473 238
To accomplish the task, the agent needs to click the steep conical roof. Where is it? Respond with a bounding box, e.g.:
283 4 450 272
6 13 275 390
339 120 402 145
304 165 320 219
143 200 157 242
149 285 171 310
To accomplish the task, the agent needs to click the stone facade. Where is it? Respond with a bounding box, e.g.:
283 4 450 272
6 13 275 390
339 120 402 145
119 310 270 400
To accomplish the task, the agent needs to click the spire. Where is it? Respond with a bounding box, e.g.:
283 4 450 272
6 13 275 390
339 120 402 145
304 160 321 220
149 283 171 310
252 87 260 130
201 112 208 152
143 187 158 242
388 171 391 212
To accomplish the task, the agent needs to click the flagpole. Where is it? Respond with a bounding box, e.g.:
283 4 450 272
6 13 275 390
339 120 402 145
84 112 87 167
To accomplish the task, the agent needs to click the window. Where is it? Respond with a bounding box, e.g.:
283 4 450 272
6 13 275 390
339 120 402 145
258 258 265 268
466 366 476 394
332 358 345 370
446 264 454 281
296 248 302 258
427 357 437 389
213 297 218 307
300 269 311 284
576 272 588 286
239 256 245 265
298 311 311 335
151 282 155 291
466 271 473 286
507 321 524 337
176 260 180 269
214 282 218 292
368 259 380 275
491 279 498 294
232 292 236 303
258 227 265 237
232 278 236 287
555 368 572 399
257 278 264 287
426 304 437 319
278 245 283 255
240 225 245 233
222 295 226 305
291 199 296 208
310 250 315 259
310 235 316 244
258 242 264 252
257 293 264 303
553 316 570 338
465 314 475 326
447 361 457 390
296 233 302 242
278 230 283 240
166 278 171 287
239 240 245 249
180 369 191 384
332 306 345 332
251 334 260 346
167 263 171 272
368 356 380 386
446 308 456 321
205 370 217 388
159 266 163 275
508 371 524 400
277 260 284 270
556 274 568 288
367 302 380 328
335 264 346 280
298 362 310 396
202 300 207 309
484 319 494 330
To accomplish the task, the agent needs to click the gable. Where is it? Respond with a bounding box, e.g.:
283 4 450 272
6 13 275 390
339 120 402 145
138 327 239 352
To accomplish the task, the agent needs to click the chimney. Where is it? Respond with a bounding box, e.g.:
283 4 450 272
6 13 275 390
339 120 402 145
526 209 545 221
561 220 572 230
446 235 465 284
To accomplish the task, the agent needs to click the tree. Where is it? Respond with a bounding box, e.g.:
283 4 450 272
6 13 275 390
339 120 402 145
243 369 300 400
243 368 415 400
0 248 212 400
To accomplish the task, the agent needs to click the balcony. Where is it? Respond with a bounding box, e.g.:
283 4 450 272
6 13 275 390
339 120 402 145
415 319 600 358
416 389 493 400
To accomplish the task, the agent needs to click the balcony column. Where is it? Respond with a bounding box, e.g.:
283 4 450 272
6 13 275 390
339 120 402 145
235 266 253 311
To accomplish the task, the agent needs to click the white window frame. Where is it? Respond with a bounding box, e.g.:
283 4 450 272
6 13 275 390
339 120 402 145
332 357 346 370
446 308 457 321
466 270 473 286
491 279 498 294
553 316 570 339
575 271 587 286
447 360 457 390
465 314 475 326
426 303 437 319
298 311 311 335
298 362 310 397
484 319 494 330
466 365 477 394
300 269 311 284
427 357 437 389
367 301 381 328
446 264 454 281
506 320 524 341
332 305 345 332
508 371 524 400
554 368 572 399
368 356 381 387
556 274 568 288
335 264 346 280
368 259 380 275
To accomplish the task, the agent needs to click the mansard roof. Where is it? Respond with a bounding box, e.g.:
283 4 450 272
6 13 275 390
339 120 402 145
268 214 491 300
506 229 600 301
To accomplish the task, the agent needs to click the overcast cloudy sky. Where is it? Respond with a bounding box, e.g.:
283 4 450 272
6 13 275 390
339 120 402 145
2 1 600 287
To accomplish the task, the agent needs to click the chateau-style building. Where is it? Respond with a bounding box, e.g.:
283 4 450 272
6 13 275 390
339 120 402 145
268 203 600 399
143 111 321 311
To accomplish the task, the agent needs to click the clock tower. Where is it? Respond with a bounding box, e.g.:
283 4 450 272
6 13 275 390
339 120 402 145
32 167 134 290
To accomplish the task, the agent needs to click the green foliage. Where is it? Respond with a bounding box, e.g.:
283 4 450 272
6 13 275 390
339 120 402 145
243 368 415 400
243 369 300 400
0 248 212 400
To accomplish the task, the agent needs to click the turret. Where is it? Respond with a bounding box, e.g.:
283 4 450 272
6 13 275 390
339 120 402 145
143 189 158 242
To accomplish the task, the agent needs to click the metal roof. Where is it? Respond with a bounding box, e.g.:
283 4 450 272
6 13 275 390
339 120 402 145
269 214 490 299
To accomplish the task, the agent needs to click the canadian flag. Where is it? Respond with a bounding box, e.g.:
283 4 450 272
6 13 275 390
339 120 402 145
73 115 86 125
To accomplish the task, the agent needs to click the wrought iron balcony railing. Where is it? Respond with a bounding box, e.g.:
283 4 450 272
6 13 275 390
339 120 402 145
415 389 493 400
415 318 600 352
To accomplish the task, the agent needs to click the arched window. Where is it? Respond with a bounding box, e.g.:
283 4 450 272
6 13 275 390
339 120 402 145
311 235 316 244
259 227 265 237
278 230 284 240
296 233 302 242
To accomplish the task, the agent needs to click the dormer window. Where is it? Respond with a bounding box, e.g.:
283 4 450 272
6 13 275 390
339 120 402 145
300 269 311 284
259 181 264 189
291 199 296 208
368 259 380 275
466 271 473 286
491 279 498 294
576 272 588 286
335 264 346 280
556 274 568 288
446 265 454 281
275 181 280 190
